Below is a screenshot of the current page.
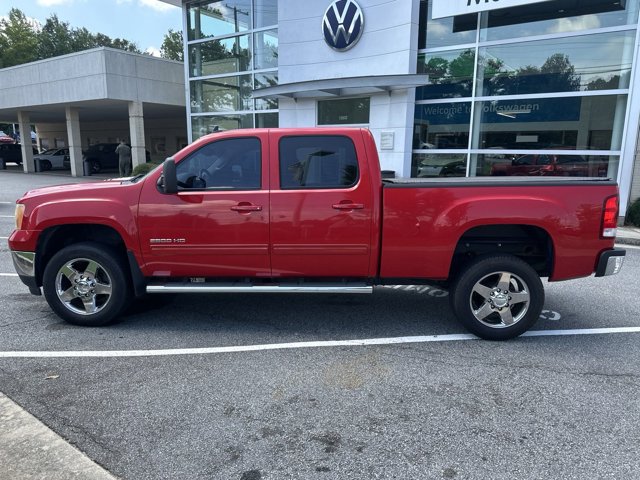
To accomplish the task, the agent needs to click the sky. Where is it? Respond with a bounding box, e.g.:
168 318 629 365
1 0 182 56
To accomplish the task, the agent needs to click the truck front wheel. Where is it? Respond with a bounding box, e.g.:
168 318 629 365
42 242 131 326
450 255 544 340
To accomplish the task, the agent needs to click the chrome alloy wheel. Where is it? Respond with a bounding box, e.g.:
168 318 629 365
55 258 113 316
469 271 531 328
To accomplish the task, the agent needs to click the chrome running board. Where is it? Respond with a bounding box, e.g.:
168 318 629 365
146 282 373 294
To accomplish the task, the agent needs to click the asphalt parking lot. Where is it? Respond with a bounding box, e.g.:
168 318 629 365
1 171 640 479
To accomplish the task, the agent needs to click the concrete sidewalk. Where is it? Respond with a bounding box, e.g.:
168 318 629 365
617 226 640 246
0 393 117 480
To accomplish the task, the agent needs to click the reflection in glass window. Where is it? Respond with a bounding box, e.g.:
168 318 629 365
254 0 278 28
176 137 261 189
189 36 251 77
417 49 475 100
413 103 471 149
473 95 627 151
192 115 254 140
279 136 359 189
190 75 253 113
254 29 278 70
481 0 639 42
254 73 279 110
256 113 278 128
473 153 619 178
479 31 635 96
318 98 370 125
188 0 251 41
412 153 468 178
419 0 477 49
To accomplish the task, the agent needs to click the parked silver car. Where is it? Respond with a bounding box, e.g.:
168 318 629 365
34 148 70 170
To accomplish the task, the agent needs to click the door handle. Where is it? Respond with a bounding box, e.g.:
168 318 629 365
231 203 262 213
332 202 364 211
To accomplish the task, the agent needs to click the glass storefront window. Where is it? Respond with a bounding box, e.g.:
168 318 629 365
419 0 477 49
318 98 371 125
254 73 278 110
412 153 468 178
190 75 253 113
256 112 279 128
479 31 635 96
188 0 251 41
254 0 277 28
189 36 251 77
472 153 619 178
417 49 475 100
192 114 255 140
480 0 639 42
413 103 471 149
473 95 627 151
254 29 278 70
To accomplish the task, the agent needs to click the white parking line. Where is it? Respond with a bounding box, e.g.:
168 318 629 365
621 244 640 250
1 327 639 359
0 273 18 277
0 215 14 218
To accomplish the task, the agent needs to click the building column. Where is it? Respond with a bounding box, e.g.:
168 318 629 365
18 111 35 173
129 101 146 169
66 107 84 177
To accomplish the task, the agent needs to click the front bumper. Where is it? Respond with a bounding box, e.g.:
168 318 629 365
10 251 41 295
595 248 626 277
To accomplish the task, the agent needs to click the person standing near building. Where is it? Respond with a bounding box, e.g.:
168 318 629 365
115 140 132 177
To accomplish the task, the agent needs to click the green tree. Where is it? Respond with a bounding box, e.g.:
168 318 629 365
0 7 144 68
540 53 580 92
38 14 74 59
0 8 39 68
161 29 183 61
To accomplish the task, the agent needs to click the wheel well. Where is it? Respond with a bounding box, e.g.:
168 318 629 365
450 225 554 280
35 224 128 286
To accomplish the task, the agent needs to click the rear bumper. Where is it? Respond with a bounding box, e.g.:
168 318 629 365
10 251 41 295
595 248 626 277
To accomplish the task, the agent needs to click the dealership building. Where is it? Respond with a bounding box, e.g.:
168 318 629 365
159 0 640 217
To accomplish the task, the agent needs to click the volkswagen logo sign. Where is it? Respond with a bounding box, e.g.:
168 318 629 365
323 0 365 52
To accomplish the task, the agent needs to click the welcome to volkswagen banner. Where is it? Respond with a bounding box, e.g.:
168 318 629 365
432 0 555 19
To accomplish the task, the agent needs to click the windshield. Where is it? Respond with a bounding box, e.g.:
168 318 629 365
129 163 163 183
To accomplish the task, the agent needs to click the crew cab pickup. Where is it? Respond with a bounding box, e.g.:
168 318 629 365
9 128 626 340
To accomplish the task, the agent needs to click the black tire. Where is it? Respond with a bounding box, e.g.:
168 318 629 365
450 255 544 340
42 242 132 326
91 160 101 173
42 160 52 171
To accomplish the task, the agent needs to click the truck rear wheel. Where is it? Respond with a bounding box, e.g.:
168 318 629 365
42 242 131 326
450 255 544 340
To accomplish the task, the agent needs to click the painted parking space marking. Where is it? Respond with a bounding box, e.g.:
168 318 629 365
1 327 640 359
0 273 19 277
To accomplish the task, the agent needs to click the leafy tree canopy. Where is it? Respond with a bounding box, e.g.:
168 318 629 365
1 7 183 68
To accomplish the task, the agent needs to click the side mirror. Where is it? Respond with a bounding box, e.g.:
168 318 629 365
163 158 178 194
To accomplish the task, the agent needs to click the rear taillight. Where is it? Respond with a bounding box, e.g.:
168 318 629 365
601 195 619 238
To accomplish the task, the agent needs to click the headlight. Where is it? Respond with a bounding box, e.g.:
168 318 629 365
15 204 25 230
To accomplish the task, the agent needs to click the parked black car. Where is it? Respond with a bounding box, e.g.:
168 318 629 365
0 144 39 166
63 143 151 173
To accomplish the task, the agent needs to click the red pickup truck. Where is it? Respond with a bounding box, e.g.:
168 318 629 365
9 128 626 340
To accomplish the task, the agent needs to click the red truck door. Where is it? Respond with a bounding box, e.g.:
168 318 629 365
269 131 374 278
137 134 271 278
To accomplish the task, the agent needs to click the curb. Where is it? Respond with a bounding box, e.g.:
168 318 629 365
616 237 640 247
0 392 117 480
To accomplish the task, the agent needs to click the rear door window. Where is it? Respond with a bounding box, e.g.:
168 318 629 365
279 136 359 189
